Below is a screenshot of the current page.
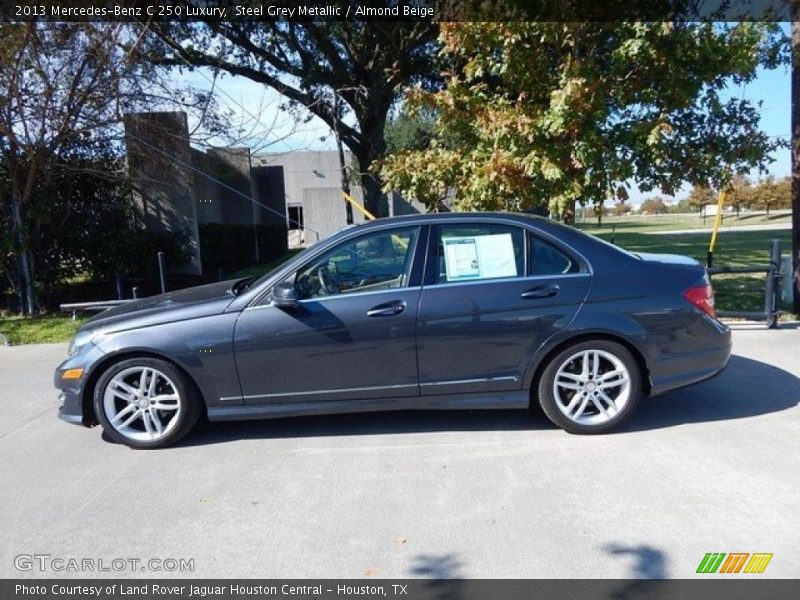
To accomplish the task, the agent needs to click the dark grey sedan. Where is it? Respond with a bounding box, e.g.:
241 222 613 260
55 213 731 448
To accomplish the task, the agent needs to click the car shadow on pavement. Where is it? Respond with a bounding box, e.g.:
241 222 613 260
619 354 799 433
178 407 548 447
173 354 798 446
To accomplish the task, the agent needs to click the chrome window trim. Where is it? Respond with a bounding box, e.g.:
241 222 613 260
244 215 593 309
420 271 590 291
243 285 423 312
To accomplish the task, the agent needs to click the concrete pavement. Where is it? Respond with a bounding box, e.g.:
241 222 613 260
0 326 798 578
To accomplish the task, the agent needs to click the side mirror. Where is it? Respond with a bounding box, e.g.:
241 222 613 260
272 281 299 308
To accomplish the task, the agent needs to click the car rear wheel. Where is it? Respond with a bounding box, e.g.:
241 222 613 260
94 357 201 449
537 340 642 434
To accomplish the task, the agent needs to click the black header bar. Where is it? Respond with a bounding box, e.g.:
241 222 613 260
0 0 794 23
2 579 800 600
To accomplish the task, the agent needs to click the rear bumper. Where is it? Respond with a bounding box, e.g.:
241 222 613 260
648 319 732 396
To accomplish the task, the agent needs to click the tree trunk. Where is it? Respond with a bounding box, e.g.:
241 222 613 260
353 149 389 218
10 195 35 315
333 89 354 225
351 105 391 218
793 16 800 314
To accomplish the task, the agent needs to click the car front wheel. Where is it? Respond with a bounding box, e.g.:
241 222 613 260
94 357 201 449
537 340 642 434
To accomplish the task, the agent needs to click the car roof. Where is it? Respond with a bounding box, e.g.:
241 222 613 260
357 211 541 227
353 211 583 241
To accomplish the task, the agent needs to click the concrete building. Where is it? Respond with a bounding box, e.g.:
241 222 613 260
124 111 426 275
124 111 203 275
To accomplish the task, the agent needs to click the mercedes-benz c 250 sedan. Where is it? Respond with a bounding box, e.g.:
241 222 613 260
55 213 731 448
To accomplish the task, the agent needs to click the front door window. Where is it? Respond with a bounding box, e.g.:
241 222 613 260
294 227 419 299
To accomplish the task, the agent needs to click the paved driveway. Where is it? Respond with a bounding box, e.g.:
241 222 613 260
1 325 798 579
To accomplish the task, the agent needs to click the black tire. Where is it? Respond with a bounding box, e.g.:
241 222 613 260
537 340 642 434
93 357 202 449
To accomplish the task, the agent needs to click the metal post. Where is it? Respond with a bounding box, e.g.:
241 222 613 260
610 225 616 246
115 272 124 300
132 287 139 299
793 18 800 314
157 251 167 294
764 239 782 329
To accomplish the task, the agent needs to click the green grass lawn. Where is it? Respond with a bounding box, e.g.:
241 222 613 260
592 229 791 267
576 211 791 234
0 314 87 345
2 216 793 346
587 228 793 315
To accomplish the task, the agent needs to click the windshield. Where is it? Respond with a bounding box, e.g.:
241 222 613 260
249 246 312 289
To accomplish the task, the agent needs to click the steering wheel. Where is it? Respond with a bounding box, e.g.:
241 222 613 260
317 265 339 295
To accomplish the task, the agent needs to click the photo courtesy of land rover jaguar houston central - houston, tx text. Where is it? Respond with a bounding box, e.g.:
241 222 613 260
54 213 731 448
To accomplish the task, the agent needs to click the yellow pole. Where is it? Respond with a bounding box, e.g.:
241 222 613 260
341 190 376 221
708 188 728 255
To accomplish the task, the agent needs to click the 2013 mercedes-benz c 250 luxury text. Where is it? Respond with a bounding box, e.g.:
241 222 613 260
55 213 731 448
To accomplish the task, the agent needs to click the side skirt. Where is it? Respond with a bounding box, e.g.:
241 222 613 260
207 390 530 422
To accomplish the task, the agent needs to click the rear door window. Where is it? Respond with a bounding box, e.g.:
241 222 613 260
435 224 525 283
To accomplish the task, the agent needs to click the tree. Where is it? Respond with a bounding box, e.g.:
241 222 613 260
612 199 629 217
640 196 669 215
687 184 716 213
384 106 437 154
751 175 790 216
728 173 754 217
142 15 439 217
380 22 787 218
668 196 695 214
0 22 220 313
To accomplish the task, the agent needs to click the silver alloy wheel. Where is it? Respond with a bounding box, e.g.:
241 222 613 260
552 349 631 426
102 366 182 442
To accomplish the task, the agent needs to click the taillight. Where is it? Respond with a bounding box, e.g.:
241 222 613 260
684 283 716 318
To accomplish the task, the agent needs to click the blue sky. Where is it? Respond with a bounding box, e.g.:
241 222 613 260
183 26 792 206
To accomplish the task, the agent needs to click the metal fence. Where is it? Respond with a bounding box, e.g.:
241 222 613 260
707 239 783 329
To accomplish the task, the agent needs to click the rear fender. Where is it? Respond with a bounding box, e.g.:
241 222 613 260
522 306 651 391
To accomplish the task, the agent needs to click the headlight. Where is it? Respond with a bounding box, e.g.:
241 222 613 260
68 329 101 356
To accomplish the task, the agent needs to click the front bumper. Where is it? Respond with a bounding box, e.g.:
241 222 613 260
58 391 84 425
54 343 106 427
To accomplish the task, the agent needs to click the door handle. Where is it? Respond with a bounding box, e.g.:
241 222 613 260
366 300 406 317
521 284 560 299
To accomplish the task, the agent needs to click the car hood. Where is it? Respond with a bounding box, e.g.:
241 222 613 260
83 280 239 333
633 252 702 267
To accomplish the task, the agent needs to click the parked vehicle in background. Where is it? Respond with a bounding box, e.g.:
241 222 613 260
55 213 731 448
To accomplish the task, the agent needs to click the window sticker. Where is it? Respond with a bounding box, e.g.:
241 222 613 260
443 233 517 281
